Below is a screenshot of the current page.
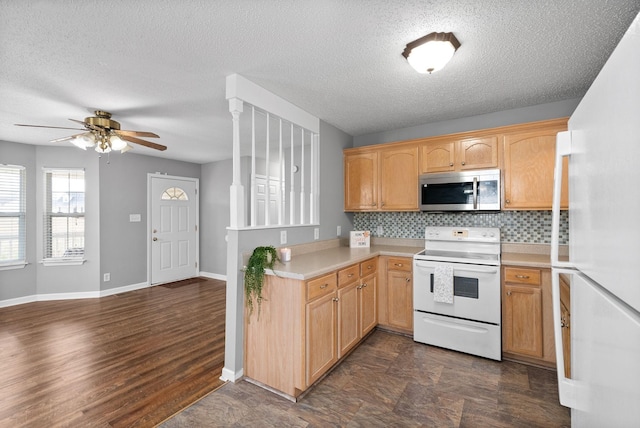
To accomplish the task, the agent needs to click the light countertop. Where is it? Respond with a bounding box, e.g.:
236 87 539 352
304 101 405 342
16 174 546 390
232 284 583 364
266 245 423 280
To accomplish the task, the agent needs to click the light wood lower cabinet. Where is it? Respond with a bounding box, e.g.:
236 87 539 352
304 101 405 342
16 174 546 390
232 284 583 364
560 274 571 378
502 266 556 367
306 288 338 386
245 257 378 399
378 256 413 334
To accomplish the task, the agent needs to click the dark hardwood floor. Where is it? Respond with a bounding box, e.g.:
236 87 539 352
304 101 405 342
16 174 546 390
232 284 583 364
0 277 226 427
163 330 571 427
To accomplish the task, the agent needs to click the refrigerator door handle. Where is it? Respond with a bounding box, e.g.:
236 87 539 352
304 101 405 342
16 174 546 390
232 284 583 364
551 267 580 409
551 131 573 268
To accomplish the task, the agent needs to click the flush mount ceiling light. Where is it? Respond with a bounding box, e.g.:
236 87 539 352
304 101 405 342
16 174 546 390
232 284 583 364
402 32 461 74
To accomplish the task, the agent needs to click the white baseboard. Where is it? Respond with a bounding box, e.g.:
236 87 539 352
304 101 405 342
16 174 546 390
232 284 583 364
0 281 150 308
100 282 149 297
220 367 243 382
0 295 37 308
199 271 227 281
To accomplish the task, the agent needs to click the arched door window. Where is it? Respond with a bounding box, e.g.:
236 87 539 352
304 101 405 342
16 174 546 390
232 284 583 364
161 187 188 201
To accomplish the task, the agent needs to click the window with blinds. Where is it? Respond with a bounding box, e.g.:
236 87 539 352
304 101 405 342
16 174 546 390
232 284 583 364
0 164 26 268
43 168 85 263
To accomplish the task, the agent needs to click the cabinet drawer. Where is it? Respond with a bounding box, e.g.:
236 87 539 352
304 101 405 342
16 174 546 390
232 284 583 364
387 257 411 272
338 264 360 288
360 258 377 277
307 273 337 301
505 267 541 285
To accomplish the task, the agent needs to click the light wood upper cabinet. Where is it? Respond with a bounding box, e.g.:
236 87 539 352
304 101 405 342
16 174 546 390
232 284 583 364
379 146 419 210
420 141 456 173
344 151 378 211
503 121 568 210
420 136 499 173
458 136 499 170
344 146 418 211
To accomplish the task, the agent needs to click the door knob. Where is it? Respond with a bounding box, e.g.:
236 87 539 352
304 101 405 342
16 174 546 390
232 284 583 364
153 237 158 241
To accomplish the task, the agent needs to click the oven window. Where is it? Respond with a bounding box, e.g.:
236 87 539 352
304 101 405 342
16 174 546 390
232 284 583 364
430 274 479 299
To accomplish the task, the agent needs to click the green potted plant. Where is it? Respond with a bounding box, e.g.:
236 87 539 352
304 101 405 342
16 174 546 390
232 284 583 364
244 246 280 315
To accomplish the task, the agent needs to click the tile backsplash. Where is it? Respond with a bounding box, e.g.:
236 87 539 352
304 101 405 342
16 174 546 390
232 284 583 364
353 210 568 244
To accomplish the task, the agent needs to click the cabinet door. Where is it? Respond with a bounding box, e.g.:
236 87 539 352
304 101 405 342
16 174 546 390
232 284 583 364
359 273 377 337
503 284 543 357
387 269 413 331
458 136 499 170
503 126 569 210
419 141 455 173
337 282 359 358
344 152 378 211
306 292 338 386
379 146 419 210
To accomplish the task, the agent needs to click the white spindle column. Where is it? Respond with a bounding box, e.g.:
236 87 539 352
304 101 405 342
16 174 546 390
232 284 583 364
228 98 245 228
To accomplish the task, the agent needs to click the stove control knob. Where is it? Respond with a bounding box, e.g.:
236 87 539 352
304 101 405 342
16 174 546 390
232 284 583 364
482 232 487 237
490 232 495 237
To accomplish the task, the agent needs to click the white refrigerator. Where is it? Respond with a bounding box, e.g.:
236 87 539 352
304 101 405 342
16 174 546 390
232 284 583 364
551 11 640 427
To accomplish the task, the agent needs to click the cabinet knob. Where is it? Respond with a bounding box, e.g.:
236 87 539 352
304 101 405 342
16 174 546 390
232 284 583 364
362 283 368 288
332 297 339 302
515 275 530 279
320 284 328 289
507 291 512 296
449 162 454 167
394 263 403 267
461 161 466 166
405 277 411 282
506 199 510 204
357 285 363 290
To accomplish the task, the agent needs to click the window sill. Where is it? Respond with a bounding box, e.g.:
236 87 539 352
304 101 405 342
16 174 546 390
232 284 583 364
0 262 28 271
41 259 86 267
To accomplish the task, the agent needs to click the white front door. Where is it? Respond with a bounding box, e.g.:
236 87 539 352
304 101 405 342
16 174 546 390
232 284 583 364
149 175 198 285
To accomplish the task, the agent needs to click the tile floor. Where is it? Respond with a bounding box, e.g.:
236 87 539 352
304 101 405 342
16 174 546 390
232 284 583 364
162 330 570 427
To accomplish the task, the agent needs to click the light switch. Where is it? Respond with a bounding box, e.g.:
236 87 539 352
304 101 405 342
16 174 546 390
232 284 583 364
130 214 141 222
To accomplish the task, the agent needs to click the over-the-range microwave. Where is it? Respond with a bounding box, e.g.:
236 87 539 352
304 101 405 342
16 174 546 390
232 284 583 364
419 169 501 211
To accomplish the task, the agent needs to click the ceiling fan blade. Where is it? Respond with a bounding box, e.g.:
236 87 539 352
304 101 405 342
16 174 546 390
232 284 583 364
115 130 160 138
68 118 103 132
49 134 83 143
120 135 167 151
15 124 85 131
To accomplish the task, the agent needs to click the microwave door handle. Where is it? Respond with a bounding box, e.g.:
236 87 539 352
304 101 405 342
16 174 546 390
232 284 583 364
473 176 478 209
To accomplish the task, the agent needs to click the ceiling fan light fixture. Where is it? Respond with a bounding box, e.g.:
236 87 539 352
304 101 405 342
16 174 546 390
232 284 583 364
402 32 460 74
70 132 96 150
109 134 127 151
95 141 112 153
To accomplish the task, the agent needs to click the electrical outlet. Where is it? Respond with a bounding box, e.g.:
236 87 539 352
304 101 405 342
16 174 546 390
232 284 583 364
103 273 110 282
314 228 319 240
337 226 341 236
280 230 287 244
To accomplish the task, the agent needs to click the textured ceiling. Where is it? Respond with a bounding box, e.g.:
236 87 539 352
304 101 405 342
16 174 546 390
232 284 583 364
1 0 639 164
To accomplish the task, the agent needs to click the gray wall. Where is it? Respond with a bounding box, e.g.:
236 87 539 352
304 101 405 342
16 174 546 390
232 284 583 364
35 146 101 295
0 142 37 301
200 158 232 276
0 141 201 302
353 98 582 147
99 153 201 291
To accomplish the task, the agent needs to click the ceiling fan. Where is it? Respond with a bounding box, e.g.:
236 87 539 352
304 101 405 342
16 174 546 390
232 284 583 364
15 110 167 153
